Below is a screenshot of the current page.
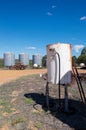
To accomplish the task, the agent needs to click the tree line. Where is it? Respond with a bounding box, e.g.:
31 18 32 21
72 47 86 66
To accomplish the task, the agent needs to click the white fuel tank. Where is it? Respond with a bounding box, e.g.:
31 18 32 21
47 43 72 85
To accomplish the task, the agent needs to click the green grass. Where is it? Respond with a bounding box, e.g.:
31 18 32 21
0 100 11 107
11 116 27 126
24 98 35 104
4 108 14 113
0 100 14 113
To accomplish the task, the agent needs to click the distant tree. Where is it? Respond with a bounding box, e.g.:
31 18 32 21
15 59 19 64
72 56 77 66
42 55 47 67
77 55 86 65
81 47 86 55
29 60 32 68
0 59 4 68
76 47 86 65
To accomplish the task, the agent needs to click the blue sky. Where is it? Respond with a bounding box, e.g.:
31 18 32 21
0 0 86 59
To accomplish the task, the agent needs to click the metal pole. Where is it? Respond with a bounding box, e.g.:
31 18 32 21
72 67 84 102
64 85 69 113
45 82 49 110
74 67 86 103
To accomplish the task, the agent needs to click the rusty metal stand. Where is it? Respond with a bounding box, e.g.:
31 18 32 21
72 67 86 104
64 85 69 113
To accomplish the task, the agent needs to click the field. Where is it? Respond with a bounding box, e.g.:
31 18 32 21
0 69 86 130
0 69 47 85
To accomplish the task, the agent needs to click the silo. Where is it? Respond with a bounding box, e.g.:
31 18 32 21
32 54 42 67
4 52 15 67
19 53 29 66
47 43 72 85
38 55 42 66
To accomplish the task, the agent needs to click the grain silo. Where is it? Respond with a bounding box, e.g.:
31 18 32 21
19 53 29 66
4 52 15 67
32 54 42 67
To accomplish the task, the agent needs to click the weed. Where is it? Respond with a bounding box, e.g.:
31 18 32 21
34 122 43 129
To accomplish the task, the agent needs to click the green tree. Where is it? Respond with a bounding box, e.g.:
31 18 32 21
72 56 77 66
81 47 86 55
77 55 86 65
77 47 86 65
29 60 32 68
0 59 4 68
42 55 47 67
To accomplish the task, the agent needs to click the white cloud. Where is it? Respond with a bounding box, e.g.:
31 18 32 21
80 16 86 21
25 46 36 50
71 37 77 41
73 45 84 53
46 12 53 16
52 5 56 9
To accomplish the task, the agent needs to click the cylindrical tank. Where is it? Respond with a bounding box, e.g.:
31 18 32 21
4 52 15 67
47 43 72 85
19 53 29 66
80 63 85 67
32 54 42 67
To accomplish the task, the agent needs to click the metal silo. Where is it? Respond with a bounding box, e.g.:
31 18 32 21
47 43 72 85
19 53 29 66
4 52 15 67
38 54 42 66
32 54 42 67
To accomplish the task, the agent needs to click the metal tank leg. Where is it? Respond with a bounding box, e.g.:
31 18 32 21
45 82 49 110
64 85 69 113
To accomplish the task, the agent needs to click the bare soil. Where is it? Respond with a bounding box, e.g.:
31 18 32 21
0 69 47 85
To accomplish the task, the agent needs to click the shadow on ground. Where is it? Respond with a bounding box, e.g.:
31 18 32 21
24 93 86 130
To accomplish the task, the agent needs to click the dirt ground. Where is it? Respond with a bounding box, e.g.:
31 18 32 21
0 68 86 86
0 73 86 130
0 69 47 85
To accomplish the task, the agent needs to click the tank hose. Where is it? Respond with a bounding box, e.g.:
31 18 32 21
54 50 61 107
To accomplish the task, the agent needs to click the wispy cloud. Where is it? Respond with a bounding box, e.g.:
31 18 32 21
46 4 56 16
25 46 36 50
73 45 84 53
80 16 86 21
46 12 53 16
71 37 77 41
52 5 56 9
